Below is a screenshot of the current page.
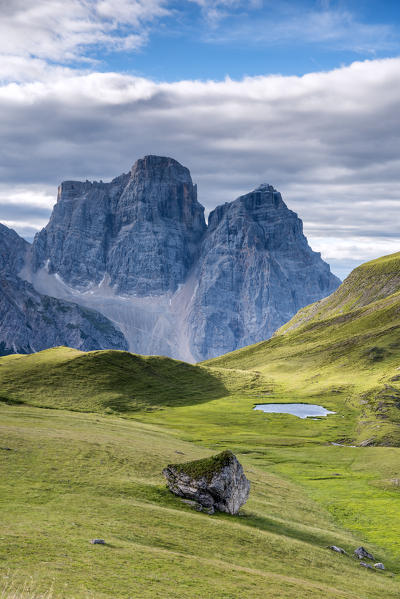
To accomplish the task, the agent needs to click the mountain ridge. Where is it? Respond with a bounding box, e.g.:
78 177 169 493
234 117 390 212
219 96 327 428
0 223 127 355
4 155 339 360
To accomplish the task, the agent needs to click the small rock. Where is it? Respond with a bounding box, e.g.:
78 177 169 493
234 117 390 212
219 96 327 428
360 562 374 569
328 545 347 554
90 539 105 545
355 546 374 560
175 451 185 455
0 447 12 451
374 563 385 570
358 439 375 447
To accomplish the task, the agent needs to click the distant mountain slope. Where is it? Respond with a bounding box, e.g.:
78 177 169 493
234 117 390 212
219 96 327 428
24 155 339 361
0 224 127 355
205 252 400 446
187 184 340 359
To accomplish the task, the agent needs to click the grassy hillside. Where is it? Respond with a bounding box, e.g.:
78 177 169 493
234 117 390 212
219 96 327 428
0 347 228 412
205 251 400 447
1 403 398 599
2 252 400 597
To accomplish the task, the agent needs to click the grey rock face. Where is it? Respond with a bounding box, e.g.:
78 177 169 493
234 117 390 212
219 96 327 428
187 184 340 359
22 156 340 361
33 155 205 295
162 450 250 515
0 223 127 355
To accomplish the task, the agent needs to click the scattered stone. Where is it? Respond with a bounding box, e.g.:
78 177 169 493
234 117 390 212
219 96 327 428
358 439 375 447
163 450 250 515
374 563 385 570
90 539 105 545
355 547 374 560
328 545 347 555
0 447 12 451
175 451 185 455
360 562 374 569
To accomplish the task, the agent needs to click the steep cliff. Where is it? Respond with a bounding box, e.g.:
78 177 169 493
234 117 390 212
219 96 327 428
0 224 127 355
33 156 206 294
23 156 340 360
187 184 340 359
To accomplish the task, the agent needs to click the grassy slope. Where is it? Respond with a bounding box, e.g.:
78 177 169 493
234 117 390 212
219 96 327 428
206 251 400 447
1 403 398 599
2 253 400 596
0 347 228 412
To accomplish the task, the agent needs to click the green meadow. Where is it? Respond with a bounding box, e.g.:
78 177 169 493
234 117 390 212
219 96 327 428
1 252 400 597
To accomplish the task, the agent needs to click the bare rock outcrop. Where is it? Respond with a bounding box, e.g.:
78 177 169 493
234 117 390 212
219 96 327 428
4 155 340 360
163 450 250 515
0 223 127 355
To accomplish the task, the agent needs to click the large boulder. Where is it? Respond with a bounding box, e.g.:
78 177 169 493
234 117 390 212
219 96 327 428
162 450 250 515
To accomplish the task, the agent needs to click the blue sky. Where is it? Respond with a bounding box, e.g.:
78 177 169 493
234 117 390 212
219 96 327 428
88 0 400 80
1 0 400 279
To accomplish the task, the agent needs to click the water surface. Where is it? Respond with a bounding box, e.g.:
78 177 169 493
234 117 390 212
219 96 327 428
253 403 335 419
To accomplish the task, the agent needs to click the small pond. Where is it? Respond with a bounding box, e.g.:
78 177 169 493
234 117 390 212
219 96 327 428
253 403 336 419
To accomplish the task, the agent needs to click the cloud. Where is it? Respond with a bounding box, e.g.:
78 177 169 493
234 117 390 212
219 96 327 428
190 1 397 55
0 0 169 71
1 57 400 277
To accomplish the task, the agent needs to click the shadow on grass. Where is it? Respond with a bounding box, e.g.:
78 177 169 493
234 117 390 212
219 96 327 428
225 511 343 549
0 349 229 413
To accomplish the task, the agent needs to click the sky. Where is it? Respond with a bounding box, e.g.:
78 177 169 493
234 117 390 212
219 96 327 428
1 0 400 279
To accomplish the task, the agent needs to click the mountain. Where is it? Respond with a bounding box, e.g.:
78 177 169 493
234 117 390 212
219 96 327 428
32 155 206 295
187 184 340 359
206 251 400 446
0 223 127 355
21 155 339 361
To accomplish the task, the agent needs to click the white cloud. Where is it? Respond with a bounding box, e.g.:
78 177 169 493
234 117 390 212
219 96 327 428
1 57 400 277
194 2 397 54
0 0 168 70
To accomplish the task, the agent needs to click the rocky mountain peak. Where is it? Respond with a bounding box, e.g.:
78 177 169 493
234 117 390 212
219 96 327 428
0 223 29 274
21 156 340 361
0 225 127 356
253 183 276 193
208 182 287 233
187 184 340 360
130 155 193 186
32 156 206 296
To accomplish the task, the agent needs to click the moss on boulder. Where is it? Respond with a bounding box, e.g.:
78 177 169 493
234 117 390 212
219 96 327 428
163 450 250 515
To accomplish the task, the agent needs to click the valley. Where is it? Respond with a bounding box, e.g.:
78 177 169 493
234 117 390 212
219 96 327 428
1 222 399 598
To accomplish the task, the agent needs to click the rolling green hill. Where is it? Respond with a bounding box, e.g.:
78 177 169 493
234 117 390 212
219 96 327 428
0 346 228 412
206 251 400 447
1 252 400 597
